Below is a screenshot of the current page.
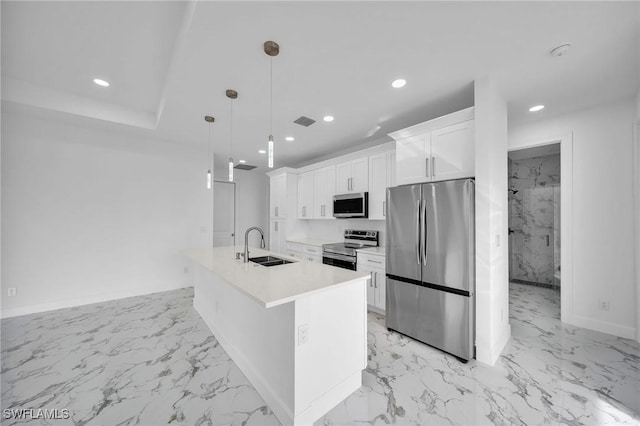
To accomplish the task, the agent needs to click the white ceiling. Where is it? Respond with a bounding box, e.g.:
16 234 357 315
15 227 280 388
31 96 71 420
2 1 638 171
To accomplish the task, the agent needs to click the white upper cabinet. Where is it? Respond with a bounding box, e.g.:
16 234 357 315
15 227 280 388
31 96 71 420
270 173 287 218
390 107 475 186
335 162 351 193
430 120 475 182
313 165 335 219
297 171 314 219
336 157 368 194
368 151 395 220
396 134 431 186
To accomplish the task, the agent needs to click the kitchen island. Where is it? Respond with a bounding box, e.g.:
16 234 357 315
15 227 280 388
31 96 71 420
184 246 369 425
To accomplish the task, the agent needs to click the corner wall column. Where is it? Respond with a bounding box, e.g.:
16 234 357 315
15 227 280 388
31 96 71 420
474 75 511 365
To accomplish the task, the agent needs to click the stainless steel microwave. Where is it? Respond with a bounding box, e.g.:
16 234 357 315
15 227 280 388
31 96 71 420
333 192 368 218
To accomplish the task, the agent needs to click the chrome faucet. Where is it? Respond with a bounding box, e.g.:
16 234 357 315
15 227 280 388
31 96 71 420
243 226 266 263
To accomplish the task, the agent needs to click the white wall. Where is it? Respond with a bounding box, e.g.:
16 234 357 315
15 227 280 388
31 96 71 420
1 110 211 318
635 91 640 342
474 75 511 365
214 168 268 248
509 97 637 339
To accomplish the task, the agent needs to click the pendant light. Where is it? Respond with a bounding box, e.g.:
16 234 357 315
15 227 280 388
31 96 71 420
264 40 279 168
226 89 238 182
204 115 215 189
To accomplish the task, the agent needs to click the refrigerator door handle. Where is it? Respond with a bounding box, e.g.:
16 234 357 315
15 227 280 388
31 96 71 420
416 203 421 265
422 198 428 265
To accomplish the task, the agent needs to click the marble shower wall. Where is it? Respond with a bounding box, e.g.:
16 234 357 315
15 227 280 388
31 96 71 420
509 153 560 285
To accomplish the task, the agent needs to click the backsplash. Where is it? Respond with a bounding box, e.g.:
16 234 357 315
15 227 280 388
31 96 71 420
305 219 386 246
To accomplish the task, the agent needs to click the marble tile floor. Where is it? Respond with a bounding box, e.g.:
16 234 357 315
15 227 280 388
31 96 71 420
2 283 639 425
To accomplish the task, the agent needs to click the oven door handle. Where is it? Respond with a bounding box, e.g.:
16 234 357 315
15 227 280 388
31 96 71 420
322 252 356 263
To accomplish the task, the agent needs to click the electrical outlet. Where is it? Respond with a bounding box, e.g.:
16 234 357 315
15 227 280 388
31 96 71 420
7 288 17 297
599 300 610 311
297 324 309 346
495 234 501 247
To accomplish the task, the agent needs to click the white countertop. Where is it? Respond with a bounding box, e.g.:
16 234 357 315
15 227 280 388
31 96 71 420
356 246 386 256
286 237 338 247
184 246 369 308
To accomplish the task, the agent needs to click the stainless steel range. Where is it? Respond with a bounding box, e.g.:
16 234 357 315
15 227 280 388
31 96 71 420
322 229 379 270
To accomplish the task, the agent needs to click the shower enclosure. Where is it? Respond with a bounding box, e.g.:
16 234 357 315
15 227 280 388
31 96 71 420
508 152 560 288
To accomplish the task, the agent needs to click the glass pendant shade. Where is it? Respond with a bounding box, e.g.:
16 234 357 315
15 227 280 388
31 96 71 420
228 158 234 182
268 135 274 168
207 169 212 189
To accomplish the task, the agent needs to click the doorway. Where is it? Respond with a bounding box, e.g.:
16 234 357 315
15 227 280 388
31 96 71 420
508 143 561 289
213 180 236 247
508 143 562 331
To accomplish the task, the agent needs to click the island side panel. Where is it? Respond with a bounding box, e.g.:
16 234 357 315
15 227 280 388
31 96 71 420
192 264 296 422
292 278 368 424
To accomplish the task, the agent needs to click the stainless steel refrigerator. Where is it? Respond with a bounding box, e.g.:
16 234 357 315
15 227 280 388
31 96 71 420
385 179 475 361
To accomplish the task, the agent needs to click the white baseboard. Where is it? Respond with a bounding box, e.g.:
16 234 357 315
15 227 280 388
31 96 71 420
567 314 636 340
194 297 295 425
477 323 511 366
1 282 191 319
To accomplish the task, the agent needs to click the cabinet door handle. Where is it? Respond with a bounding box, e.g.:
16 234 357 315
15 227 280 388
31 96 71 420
383 201 386 217
302 206 306 217
426 157 429 177
368 259 382 264
546 235 550 246
432 157 435 177
274 221 278 232
275 206 279 217
374 272 377 288
369 274 373 287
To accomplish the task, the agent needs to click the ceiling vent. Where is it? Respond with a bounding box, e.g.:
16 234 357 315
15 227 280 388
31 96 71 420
234 164 257 171
294 116 316 127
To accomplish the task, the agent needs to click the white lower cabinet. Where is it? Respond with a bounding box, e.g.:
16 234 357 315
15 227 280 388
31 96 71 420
285 241 322 263
357 252 386 313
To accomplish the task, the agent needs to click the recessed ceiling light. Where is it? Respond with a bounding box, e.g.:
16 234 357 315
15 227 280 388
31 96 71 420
323 115 334 122
391 78 406 88
285 136 294 142
93 78 110 87
549 44 572 57
259 150 266 154
239 160 246 163
529 105 545 112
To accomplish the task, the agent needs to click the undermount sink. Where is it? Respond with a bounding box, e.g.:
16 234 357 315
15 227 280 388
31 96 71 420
249 255 294 267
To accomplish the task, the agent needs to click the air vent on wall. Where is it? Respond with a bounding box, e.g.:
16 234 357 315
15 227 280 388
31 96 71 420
294 116 316 127
234 164 257 171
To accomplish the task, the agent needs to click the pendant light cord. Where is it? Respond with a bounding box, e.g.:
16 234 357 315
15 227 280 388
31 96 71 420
270 57 273 135
208 122 212 168
230 98 233 159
